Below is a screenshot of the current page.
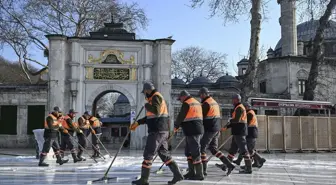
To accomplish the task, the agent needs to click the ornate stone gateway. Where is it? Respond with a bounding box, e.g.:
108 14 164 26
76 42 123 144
46 21 174 149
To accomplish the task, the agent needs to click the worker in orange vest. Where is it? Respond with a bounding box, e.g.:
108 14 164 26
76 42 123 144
85 111 102 158
198 87 228 176
174 90 204 181
130 82 183 185
77 112 91 161
233 102 266 168
59 109 83 163
216 94 252 174
38 106 69 166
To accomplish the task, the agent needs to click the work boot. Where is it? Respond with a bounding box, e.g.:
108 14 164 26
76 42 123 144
218 156 235 176
91 150 97 158
72 153 82 163
56 154 69 165
132 167 150 185
77 150 86 161
38 154 49 167
253 153 266 168
190 163 204 180
239 158 252 174
233 154 243 166
202 160 208 176
167 161 184 185
183 160 195 180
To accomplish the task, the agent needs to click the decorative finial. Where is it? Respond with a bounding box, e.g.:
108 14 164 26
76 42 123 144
111 12 114 23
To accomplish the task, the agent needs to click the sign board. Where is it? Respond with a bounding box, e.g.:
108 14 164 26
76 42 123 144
252 100 332 109
130 110 136 122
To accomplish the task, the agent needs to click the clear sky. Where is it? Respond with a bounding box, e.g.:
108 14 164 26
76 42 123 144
0 0 284 76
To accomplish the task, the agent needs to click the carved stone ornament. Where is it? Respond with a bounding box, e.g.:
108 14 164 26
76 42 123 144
88 49 135 64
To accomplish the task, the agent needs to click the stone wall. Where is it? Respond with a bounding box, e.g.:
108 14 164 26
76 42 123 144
0 85 48 148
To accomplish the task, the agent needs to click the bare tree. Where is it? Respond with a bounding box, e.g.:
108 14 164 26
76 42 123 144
0 56 40 84
302 0 336 101
96 93 121 118
0 0 148 83
172 46 228 83
190 0 264 101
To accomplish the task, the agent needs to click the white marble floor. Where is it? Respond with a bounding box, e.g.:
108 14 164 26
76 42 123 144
0 151 336 185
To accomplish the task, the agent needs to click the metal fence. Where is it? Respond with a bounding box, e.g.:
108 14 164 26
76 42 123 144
218 116 336 152
172 116 336 152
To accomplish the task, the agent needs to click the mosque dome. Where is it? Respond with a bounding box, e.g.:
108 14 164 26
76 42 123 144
215 73 240 89
115 94 129 104
188 75 212 87
171 77 186 86
275 19 336 51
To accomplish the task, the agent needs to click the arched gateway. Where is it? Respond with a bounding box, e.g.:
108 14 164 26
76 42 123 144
46 21 174 149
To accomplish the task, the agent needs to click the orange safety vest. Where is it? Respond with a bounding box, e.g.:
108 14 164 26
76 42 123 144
79 117 90 129
183 97 203 122
62 115 77 130
247 109 257 127
204 97 221 119
231 104 247 123
90 116 101 128
146 92 169 119
44 114 59 129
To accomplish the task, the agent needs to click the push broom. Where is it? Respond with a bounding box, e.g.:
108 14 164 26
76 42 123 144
87 106 144 184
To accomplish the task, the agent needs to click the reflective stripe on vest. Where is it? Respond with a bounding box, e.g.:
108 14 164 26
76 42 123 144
231 104 247 123
183 98 203 122
79 117 90 129
90 117 101 128
247 110 258 127
146 92 169 119
44 114 59 129
204 97 221 120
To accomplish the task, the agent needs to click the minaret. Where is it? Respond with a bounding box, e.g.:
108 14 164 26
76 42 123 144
278 0 297 56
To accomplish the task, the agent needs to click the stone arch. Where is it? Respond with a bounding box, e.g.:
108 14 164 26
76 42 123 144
86 84 136 111
296 69 309 80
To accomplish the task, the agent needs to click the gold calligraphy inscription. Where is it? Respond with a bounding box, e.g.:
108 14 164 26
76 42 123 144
93 68 130 80
88 50 135 64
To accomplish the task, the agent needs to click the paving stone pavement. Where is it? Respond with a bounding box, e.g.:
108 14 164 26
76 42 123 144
0 149 336 185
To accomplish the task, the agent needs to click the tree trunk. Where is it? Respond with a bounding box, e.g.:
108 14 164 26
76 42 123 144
241 0 262 101
303 0 336 101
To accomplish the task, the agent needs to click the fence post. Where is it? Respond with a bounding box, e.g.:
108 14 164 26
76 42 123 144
282 116 286 153
267 116 270 153
313 117 318 152
299 116 303 152
328 117 332 152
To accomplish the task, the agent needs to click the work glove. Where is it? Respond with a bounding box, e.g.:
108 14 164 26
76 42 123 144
173 127 179 133
129 122 139 131
91 129 96 135
63 129 69 134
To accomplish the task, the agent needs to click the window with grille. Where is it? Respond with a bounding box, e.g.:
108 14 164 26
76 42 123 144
0 105 17 135
298 79 307 95
27 105 45 135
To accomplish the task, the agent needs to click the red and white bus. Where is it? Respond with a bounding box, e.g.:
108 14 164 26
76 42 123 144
248 97 334 116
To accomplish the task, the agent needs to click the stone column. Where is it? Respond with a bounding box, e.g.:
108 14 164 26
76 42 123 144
143 41 153 81
46 35 68 111
278 0 297 56
153 39 175 132
17 105 27 135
